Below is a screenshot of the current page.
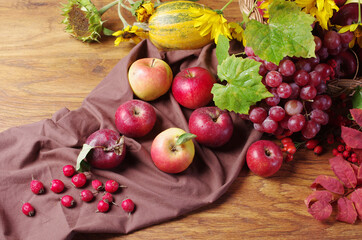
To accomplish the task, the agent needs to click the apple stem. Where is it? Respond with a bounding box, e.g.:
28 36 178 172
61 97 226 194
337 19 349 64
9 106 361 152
95 136 125 154
151 58 156 68
186 70 193 78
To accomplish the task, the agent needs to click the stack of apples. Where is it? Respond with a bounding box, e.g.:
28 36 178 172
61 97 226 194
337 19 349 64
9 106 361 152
123 58 234 174
82 57 283 177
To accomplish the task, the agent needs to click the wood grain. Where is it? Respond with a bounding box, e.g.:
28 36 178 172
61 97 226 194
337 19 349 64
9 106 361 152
1 1 361 239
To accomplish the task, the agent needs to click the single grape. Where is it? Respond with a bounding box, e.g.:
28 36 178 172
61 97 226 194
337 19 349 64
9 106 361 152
288 83 300 99
265 88 280 106
323 30 341 50
253 123 264 132
316 47 329 61
279 59 296 77
309 71 322 87
259 63 268 76
288 114 306 132
314 36 322 52
264 61 278 71
277 83 292 99
311 94 332 110
245 46 255 57
294 70 310 86
268 106 286 122
301 120 321 139
261 117 278 134
284 100 303 115
265 71 283 87
316 82 327 94
249 107 267 124
310 109 329 125
300 85 317 100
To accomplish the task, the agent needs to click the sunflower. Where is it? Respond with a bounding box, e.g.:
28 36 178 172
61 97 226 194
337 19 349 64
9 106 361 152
112 25 149 45
61 0 117 42
295 0 339 30
228 22 244 42
190 7 232 44
132 1 155 22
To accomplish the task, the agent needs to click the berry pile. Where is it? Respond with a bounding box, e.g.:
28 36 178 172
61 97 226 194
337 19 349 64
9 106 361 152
244 27 357 140
22 165 134 217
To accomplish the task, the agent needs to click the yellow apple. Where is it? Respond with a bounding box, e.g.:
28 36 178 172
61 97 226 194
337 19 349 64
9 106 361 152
128 58 173 101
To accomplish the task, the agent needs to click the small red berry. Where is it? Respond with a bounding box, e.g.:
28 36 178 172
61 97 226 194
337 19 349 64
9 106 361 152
50 179 65 193
305 139 319 150
80 189 94 202
351 153 357 159
286 145 297 155
351 157 358 163
281 138 293 145
314 145 323 155
61 195 75 208
30 178 44 195
285 154 294 162
342 150 350 159
337 144 345 152
72 173 87 188
22 202 35 217
121 198 135 214
105 180 119 193
63 165 75 177
102 192 114 203
91 179 104 191
345 145 352 152
96 200 110 213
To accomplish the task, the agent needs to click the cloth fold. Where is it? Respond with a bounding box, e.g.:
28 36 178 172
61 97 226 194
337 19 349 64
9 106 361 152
0 39 262 240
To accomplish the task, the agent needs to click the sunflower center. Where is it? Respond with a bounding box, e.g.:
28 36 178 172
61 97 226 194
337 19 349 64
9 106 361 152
68 5 90 37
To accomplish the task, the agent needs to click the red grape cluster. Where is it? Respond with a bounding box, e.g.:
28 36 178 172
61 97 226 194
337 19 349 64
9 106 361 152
243 28 356 140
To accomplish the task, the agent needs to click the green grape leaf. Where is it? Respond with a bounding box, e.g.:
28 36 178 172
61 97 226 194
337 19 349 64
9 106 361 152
243 0 316 65
212 55 273 114
76 144 93 172
176 133 197 145
216 34 230 65
352 86 362 109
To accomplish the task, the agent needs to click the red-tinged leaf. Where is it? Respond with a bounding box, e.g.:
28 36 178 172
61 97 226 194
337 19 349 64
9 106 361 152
350 164 362 186
311 175 345 195
304 190 334 208
307 200 333 221
351 188 362 220
336 197 357 224
341 126 362 149
350 109 362 127
329 156 357 189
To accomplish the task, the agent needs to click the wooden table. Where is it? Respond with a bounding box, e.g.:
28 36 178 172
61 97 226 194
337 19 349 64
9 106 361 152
1 0 360 239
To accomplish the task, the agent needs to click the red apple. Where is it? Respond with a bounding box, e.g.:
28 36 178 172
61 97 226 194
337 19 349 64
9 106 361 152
84 129 126 170
150 128 195 174
172 67 216 109
246 140 283 177
128 58 173 101
188 106 234 147
115 99 156 138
